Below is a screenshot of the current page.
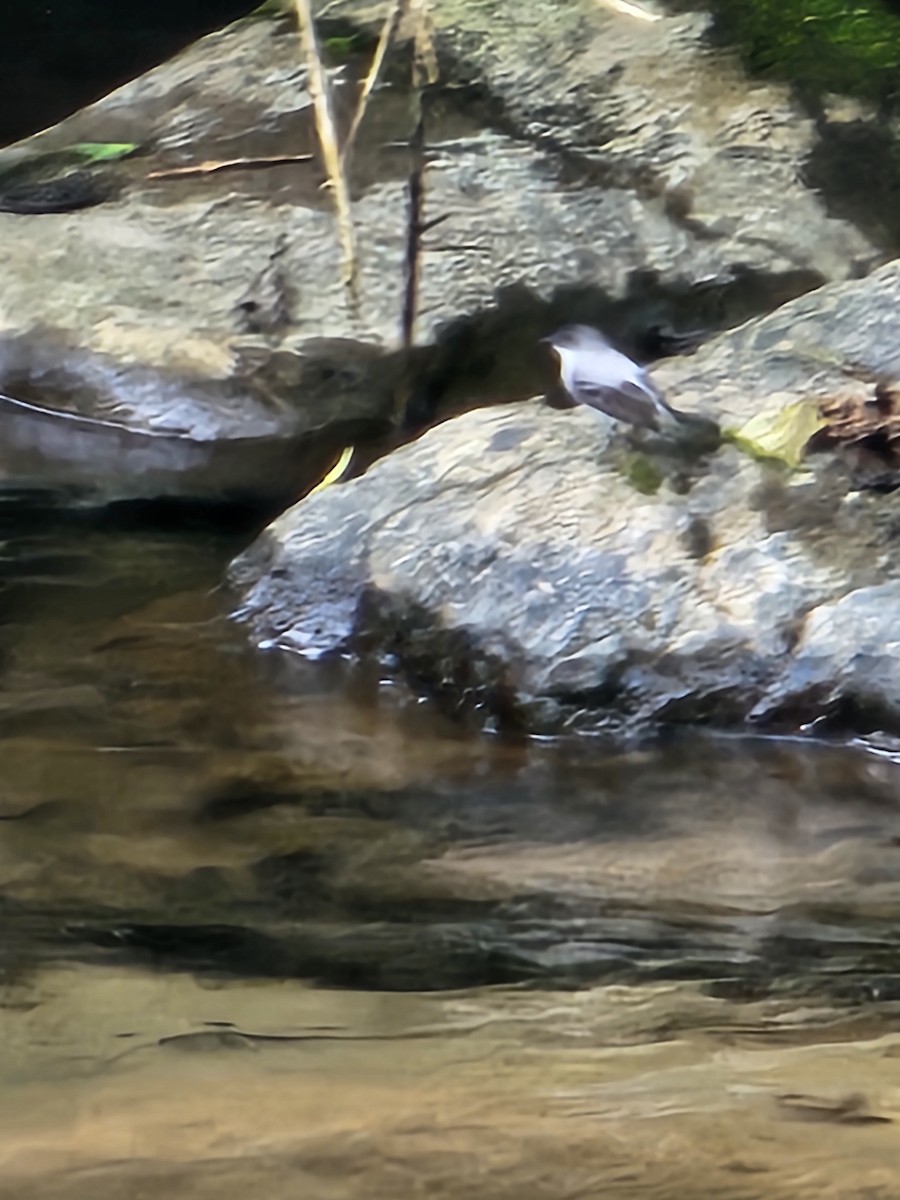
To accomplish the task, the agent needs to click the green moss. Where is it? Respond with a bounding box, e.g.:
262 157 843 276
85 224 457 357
620 453 664 495
323 33 364 60
706 0 900 103
69 142 139 163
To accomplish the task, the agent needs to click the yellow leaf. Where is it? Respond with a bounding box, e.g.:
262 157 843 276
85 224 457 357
726 401 826 468
308 445 354 496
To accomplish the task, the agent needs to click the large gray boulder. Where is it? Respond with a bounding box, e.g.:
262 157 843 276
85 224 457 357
229 261 900 735
0 0 889 502
0 0 882 407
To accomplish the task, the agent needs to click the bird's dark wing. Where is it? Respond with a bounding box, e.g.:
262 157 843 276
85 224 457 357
573 376 661 430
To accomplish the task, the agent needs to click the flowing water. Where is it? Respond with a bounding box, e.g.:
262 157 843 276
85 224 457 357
1 503 900 1198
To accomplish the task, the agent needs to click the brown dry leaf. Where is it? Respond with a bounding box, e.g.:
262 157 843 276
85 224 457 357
817 383 900 447
293 0 359 306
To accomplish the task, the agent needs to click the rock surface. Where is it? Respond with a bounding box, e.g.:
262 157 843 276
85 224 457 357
0 330 400 507
324 0 881 286
230 260 900 736
0 14 406 500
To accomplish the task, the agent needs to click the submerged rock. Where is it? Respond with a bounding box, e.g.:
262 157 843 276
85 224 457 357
230 261 900 736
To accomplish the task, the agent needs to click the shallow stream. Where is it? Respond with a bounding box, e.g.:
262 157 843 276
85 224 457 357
0 504 899 1196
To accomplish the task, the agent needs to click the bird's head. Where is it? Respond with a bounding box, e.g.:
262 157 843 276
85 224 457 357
541 325 610 358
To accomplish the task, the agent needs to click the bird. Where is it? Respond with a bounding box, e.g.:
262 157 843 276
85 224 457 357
542 324 717 444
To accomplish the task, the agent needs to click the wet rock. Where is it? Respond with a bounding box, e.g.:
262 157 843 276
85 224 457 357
10 729 900 1004
755 583 900 727
230 261 900 737
0 332 396 508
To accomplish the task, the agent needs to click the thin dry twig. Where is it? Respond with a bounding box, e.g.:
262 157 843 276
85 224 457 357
400 0 439 351
401 111 426 351
412 0 439 89
342 0 411 169
293 0 359 307
147 154 314 179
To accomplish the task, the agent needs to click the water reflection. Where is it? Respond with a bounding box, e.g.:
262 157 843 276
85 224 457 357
0 507 899 1196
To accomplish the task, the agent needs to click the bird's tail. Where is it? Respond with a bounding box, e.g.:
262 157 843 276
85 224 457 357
652 386 721 451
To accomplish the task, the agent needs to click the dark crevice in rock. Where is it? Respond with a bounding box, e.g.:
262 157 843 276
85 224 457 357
650 684 758 727
755 690 900 743
679 516 715 560
545 680 629 714
403 266 826 432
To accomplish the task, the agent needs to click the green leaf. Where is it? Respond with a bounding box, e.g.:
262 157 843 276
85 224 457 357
324 34 362 59
708 0 900 103
725 400 827 468
70 142 139 163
